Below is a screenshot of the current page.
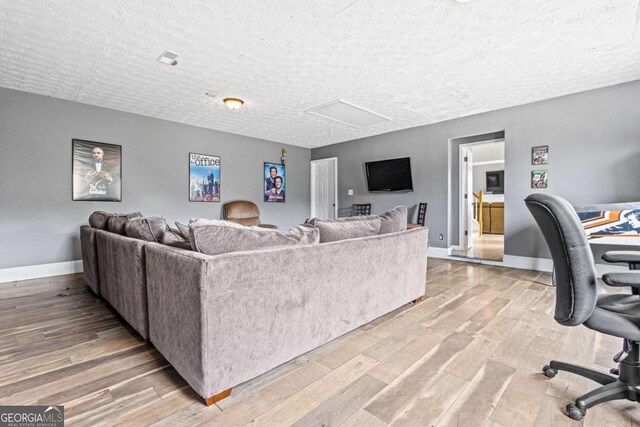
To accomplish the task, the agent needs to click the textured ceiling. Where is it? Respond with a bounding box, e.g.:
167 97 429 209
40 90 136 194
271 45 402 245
1 1 639 148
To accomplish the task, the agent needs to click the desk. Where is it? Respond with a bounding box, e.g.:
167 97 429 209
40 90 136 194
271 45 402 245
407 223 423 230
588 236 640 246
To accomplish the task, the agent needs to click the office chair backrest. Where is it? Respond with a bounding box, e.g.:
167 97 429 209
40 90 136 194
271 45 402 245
524 194 598 326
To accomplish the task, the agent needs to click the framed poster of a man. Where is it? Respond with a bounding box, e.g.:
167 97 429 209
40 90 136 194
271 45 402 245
264 162 285 203
189 153 221 202
72 139 122 201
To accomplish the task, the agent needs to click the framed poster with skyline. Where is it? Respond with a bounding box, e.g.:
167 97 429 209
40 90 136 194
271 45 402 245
189 153 220 202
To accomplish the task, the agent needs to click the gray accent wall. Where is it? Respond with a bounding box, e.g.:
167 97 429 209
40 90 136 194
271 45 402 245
312 80 640 259
0 87 310 269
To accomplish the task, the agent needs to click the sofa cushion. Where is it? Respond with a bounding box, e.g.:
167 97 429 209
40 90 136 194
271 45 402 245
190 222 319 256
125 217 167 242
311 216 381 243
162 228 192 250
89 211 113 229
379 206 408 234
107 212 143 235
175 222 191 240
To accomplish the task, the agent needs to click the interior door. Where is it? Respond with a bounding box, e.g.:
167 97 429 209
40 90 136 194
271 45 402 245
461 147 474 250
311 158 336 220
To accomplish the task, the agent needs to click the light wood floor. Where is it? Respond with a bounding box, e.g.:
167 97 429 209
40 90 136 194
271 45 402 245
1 259 639 426
451 234 504 262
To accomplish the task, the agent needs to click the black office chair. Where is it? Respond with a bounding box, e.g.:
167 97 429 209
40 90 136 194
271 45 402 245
525 194 640 421
351 203 371 216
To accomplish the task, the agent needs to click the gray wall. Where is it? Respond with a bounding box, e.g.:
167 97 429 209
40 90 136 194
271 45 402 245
0 87 310 269
312 80 640 259
473 163 504 196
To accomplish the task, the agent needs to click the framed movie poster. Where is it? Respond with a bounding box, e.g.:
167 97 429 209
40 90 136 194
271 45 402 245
72 139 122 201
532 145 549 165
189 153 220 202
264 162 285 203
531 170 548 189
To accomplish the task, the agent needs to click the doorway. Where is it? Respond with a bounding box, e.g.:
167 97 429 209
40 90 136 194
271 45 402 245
450 139 505 261
310 157 338 220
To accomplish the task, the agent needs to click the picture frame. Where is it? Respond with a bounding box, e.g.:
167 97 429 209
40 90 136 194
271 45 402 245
189 153 221 202
72 139 122 202
532 145 549 165
264 162 285 203
531 170 548 189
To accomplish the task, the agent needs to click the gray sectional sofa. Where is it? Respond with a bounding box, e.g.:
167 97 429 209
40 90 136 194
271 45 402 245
80 210 429 404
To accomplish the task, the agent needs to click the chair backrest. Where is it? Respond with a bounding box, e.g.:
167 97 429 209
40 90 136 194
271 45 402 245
352 204 371 216
223 201 261 226
417 203 428 226
524 194 598 326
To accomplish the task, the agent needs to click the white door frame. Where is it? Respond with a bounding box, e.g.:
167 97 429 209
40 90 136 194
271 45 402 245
446 137 507 251
310 157 338 219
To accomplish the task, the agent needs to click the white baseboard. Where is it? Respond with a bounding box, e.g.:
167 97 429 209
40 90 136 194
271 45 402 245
427 248 628 278
0 260 83 284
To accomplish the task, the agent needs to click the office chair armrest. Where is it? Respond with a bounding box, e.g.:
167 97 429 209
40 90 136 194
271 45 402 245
602 272 640 288
602 251 640 265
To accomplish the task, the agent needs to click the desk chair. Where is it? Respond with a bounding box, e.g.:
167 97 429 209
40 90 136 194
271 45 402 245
525 193 640 421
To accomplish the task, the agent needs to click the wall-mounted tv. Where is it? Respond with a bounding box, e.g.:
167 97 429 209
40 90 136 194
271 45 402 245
365 157 413 192
486 170 504 194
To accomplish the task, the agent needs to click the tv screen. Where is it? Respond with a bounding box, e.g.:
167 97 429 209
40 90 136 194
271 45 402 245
486 170 504 193
365 157 413 192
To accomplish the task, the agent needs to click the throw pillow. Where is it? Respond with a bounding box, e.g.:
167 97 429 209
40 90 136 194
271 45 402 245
190 222 319 256
107 212 143 235
312 217 381 243
88 211 112 229
162 227 192 250
175 222 191 240
379 206 408 234
124 217 167 242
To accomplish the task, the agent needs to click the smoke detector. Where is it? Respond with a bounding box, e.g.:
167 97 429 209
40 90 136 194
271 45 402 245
157 51 179 66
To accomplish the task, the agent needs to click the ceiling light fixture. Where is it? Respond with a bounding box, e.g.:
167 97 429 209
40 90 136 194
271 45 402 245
223 98 244 110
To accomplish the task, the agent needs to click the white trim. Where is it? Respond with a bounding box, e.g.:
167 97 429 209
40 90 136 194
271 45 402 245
473 159 505 166
427 250 627 279
310 157 338 220
0 260 83 284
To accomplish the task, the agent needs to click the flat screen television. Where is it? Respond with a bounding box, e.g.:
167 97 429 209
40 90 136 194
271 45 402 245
365 157 413 192
486 170 504 194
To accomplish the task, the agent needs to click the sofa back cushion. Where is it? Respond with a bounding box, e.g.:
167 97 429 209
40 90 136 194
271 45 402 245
190 222 319 256
311 216 381 243
379 206 408 234
125 217 167 242
107 212 143 235
89 211 113 229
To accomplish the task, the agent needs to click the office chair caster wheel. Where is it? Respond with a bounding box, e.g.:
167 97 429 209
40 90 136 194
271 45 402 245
566 403 585 421
543 365 558 378
610 367 619 375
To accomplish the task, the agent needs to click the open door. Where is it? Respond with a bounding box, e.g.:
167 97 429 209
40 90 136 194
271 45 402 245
310 158 337 220
460 147 474 250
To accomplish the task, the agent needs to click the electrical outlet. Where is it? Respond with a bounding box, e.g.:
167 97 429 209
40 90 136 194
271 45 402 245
348 189 353 196
439 234 444 241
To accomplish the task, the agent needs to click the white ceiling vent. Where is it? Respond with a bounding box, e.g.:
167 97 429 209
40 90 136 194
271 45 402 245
306 100 391 128
157 51 179 65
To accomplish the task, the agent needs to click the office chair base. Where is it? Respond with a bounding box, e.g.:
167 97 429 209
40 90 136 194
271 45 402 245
544 343 640 421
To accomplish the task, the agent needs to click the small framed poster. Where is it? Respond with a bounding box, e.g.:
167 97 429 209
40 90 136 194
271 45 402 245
189 153 220 202
72 139 122 201
532 145 549 165
264 162 285 203
531 170 548 189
